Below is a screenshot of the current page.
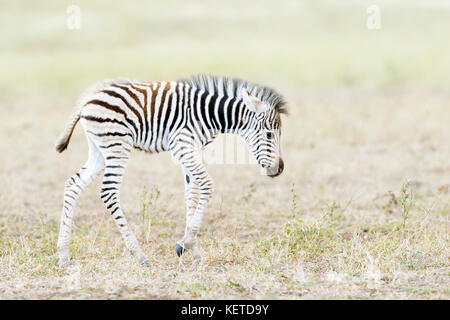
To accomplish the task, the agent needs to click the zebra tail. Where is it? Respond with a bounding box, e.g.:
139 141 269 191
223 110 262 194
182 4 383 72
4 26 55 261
55 110 81 153
55 79 131 153
55 87 89 153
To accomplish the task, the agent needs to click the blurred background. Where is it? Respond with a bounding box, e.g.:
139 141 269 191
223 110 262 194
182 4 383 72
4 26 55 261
2 0 450 97
0 0 449 299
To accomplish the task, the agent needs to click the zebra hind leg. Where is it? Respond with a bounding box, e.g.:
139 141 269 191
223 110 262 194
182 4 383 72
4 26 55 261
57 138 105 267
98 141 148 266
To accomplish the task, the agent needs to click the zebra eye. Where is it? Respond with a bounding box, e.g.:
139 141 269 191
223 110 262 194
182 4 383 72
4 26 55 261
266 131 274 140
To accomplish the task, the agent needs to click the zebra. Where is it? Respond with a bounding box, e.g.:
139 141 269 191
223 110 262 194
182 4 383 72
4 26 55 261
55 74 287 267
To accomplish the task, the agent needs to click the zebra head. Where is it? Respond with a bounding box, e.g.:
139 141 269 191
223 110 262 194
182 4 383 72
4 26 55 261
241 88 284 177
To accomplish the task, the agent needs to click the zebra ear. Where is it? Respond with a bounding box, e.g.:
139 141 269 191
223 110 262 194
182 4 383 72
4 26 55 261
241 88 267 114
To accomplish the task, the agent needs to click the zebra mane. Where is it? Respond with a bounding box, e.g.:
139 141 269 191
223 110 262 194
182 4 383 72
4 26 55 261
178 74 288 115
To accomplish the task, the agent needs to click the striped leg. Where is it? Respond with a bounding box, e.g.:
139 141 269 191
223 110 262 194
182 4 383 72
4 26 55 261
57 138 104 267
189 164 214 263
174 149 214 263
176 168 200 258
99 143 148 266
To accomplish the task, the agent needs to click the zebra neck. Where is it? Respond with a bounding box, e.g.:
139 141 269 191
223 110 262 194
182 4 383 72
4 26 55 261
207 92 249 135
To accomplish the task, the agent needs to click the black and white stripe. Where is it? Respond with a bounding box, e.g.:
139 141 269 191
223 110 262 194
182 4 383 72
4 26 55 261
56 74 286 267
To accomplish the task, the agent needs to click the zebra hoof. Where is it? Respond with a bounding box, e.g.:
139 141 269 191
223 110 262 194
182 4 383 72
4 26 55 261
176 243 186 257
140 259 149 267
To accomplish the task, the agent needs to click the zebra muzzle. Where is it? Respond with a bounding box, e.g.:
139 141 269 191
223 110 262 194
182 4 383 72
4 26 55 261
267 157 284 177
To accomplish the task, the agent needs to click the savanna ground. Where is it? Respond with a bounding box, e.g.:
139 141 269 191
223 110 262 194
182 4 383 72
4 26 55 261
0 0 449 299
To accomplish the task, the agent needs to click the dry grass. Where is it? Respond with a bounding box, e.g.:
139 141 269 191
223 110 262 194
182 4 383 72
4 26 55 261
0 87 448 299
0 0 449 299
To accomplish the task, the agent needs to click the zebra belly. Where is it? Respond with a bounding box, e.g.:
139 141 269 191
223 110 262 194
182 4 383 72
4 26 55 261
134 129 170 153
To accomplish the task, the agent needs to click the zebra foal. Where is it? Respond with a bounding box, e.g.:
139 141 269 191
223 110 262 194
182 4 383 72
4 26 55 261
55 74 286 267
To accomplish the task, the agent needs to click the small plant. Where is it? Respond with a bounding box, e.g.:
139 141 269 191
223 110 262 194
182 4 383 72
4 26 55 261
226 279 246 293
138 185 161 242
320 201 339 230
258 219 335 259
290 183 298 218
399 181 413 229
242 183 256 202
323 201 338 220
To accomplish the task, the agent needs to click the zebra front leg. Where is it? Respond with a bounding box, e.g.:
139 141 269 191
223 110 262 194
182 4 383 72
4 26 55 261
57 139 104 267
189 171 214 263
176 164 214 264
176 169 200 258
99 145 148 266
